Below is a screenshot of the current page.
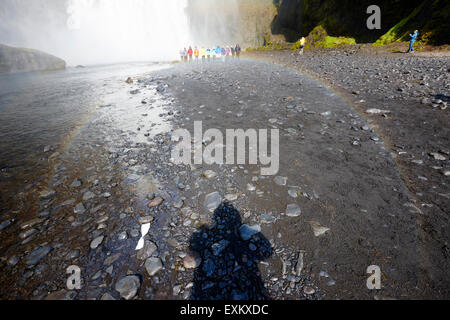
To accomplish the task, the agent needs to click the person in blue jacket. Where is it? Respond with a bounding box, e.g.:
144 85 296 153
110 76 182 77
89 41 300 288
407 30 419 53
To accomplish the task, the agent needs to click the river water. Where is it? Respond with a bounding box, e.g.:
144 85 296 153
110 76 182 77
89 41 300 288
0 62 171 206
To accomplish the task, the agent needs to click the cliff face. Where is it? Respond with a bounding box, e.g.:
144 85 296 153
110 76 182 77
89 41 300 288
271 0 449 45
0 44 66 73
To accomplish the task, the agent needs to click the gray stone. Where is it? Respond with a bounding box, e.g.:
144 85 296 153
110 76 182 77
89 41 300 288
39 189 56 200
115 275 140 300
137 241 158 260
90 236 104 249
82 191 95 201
202 170 217 179
145 257 163 276
274 176 288 186
286 204 301 217
74 203 86 214
26 246 52 265
204 192 222 212
239 224 261 241
183 253 202 269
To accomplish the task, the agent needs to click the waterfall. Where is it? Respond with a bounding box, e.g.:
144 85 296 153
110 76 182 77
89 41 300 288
64 0 191 65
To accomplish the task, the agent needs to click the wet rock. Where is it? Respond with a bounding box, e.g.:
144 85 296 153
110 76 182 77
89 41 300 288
20 218 42 230
173 198 184 209
225 194 238 201
430 153 446 161
309 221 330 237
204 192 222 212
183 253 202 269
25 246 52 265
19 228 37 240
100 293 116 300
82 191 95 201
148 197 164 208
115 275 140 300
39 189 56 200
137 241 158 260
70 179 82 188
90 236 104 249
304 287 316 295
145 257 163 276
274 176 288 186
0 220 12 231
211 240 229 256
239 224 261 241
286 204 301 217
202 170 217 179
366 108 390 115
138 216 154 225
74 203 86 214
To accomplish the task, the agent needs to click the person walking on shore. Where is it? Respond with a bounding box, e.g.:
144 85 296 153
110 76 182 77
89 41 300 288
194 47 200 62
188 46 193 62
407 30 419 54
235 44 241 59
298 37 306 55
200 47 206 62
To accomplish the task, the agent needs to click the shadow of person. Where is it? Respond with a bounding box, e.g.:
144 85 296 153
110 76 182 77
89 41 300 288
189 201 273 300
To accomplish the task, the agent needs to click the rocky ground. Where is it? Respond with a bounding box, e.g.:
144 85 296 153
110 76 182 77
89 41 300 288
249 48 450 296
0 54 448 300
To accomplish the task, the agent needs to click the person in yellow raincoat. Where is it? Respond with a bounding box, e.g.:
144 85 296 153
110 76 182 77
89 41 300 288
299 37 306 55
200 47 207 62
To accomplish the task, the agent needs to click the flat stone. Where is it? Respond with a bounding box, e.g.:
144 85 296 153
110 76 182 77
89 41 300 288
0 220 12 231
145 257 163 276
309 221 330 237
286 204 301 217
100 293 116 300
211 240 229 256
70 179 82 188
430 153 446 161
148 197 164 208
82 191 95 201
20 218 42 230
39 189 56 200
26 246 52 265
204 192 222 212
74 203 86 214
202 170 217 179
19 228 37 240
137 241 157 260
274 176 288 186
225 194 238 201
239 224 261 241
104 253 121 265
90 236 104 249
115 275 140 300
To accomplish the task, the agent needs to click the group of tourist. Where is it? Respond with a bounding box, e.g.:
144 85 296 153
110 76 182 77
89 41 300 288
180 45 242 62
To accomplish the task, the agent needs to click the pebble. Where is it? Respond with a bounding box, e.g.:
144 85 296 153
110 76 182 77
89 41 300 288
202 170 217 179
183 253 202 269
39 189 56 200
239 224 261 241
286 204 301 217
204 192 222 212
274 176 288 186
309 221 330 237
115 275 140 300
25 246 52 265
136 241 158 260
145 257 163 276
90 236 104 249
82 191 95 201
148 197 164 208
74 203 86 214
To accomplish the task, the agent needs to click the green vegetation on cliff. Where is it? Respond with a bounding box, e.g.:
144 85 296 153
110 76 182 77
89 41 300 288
271 0 449 46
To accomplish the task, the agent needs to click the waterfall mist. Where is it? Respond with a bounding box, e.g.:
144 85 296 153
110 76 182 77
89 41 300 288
0 0 244 66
